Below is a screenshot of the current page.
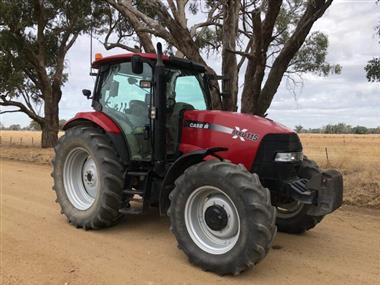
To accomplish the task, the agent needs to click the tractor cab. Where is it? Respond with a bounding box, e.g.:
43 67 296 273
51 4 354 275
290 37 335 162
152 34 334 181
91 52 209 162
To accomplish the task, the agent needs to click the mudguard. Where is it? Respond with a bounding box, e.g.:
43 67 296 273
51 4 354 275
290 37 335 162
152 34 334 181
63 112 129 163
63 112 121 133
159 147 227 215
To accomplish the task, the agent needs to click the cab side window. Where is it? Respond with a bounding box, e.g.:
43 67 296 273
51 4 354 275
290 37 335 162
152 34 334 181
174 76 207 110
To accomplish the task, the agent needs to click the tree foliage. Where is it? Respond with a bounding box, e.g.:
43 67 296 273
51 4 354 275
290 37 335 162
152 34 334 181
29 120 42 131
0 0 107 147
105 0 340 115
365 58 380 82
296 123 380 134
365 1 380 82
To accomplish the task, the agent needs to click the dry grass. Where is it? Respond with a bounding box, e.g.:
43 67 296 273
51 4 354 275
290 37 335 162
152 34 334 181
300 134 380 208
0 130 63 146
1 131 379 208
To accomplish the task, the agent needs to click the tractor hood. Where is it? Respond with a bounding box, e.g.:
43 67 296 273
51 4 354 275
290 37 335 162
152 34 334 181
179 110 296 169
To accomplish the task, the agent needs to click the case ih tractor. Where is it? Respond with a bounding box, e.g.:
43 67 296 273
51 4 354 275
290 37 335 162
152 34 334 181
52 44 343 275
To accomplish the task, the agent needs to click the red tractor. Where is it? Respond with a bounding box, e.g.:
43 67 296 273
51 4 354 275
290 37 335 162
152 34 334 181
52 44 343 275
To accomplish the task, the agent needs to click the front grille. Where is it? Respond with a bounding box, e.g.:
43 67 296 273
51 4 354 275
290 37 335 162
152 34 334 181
251 133 302 192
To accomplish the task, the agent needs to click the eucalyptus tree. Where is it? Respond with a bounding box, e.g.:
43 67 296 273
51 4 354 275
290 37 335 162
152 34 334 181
0 0 107 147
104 0 340 114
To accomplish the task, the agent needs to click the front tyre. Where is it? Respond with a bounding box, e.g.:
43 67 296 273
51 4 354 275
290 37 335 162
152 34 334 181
168 160 276 275
276 157 324 234
52 126 124 230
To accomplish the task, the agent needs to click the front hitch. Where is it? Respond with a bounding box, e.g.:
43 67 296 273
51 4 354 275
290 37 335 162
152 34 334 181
286 169 343 216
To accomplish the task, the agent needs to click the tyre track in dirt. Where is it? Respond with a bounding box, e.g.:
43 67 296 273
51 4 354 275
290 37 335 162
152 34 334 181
1 159 380 285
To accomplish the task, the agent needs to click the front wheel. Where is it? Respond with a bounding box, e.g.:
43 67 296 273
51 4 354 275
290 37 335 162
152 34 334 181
168 160 276 275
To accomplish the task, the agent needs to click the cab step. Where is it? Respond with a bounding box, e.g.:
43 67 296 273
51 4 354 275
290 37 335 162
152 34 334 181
123 189 144 196
127 171 148 177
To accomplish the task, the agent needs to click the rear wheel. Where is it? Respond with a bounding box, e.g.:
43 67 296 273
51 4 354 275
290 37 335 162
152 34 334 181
52 126 125 229
275 157 324 234
168 160 276 275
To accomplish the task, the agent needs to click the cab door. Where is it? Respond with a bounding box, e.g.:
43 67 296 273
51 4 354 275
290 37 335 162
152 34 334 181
166 73 208 156
97 61 153 161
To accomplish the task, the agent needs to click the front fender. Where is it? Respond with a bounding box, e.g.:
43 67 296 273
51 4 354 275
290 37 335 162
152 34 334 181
63 112 129 163
159 147 227 215
63 112 121 133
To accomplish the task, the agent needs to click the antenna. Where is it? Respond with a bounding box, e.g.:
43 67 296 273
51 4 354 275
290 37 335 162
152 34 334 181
90 28 93 73
89 11 97 76
89 5 94 76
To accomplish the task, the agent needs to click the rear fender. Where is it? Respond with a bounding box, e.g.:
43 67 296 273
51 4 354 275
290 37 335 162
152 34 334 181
63 112 129 163
159 147 227 215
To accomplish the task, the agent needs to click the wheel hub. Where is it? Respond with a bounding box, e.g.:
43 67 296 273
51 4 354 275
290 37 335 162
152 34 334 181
63 148 99 210
82 158 98 198
204 205 228 231
184 186 240 255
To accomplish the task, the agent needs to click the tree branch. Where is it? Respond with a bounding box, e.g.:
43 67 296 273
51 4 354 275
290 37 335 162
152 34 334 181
258 0 334 115
0 109 22 115
105 0 157 52
0 95 44 123
237 38 254 71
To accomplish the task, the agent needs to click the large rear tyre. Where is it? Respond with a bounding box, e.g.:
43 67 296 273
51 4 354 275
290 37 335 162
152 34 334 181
276 157 324 234
168 160 276 275
52 126 124 229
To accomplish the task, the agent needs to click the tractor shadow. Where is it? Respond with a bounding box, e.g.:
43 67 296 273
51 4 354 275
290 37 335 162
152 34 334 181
97 205 335 281
101 206 171 237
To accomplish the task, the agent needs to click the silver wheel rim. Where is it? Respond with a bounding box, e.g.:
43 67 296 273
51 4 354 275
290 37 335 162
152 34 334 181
63 147 99 210
276 200 303 219
184 186 240 255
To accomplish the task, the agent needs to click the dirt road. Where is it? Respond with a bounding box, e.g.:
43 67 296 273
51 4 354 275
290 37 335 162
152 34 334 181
1 159 380 285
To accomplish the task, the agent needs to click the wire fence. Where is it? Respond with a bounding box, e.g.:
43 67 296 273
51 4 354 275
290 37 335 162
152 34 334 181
0 135 39 146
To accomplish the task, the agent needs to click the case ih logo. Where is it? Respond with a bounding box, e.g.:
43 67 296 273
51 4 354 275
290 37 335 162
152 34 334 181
186 121 209 129
184 120 259 142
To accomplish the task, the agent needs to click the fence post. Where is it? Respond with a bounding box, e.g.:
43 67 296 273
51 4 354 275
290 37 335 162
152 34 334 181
325 147 329 165
32 137 34 146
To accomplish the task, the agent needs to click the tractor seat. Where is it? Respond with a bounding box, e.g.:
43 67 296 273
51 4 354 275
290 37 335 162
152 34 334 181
128 100 148 117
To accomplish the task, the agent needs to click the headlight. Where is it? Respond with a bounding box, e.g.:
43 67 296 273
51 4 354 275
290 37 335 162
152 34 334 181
274 152 303 162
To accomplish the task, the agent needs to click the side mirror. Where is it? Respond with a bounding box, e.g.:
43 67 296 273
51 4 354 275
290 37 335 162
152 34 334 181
82 89 92 99
131 55 143 74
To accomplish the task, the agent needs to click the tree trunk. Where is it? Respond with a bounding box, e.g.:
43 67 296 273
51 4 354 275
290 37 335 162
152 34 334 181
41 85 60 148
240 59 258 114
41 123 58 148
205 67 223 110
221 0 240 111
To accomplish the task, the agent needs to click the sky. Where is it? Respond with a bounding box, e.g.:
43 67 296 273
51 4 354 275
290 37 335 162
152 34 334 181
1 0 379 129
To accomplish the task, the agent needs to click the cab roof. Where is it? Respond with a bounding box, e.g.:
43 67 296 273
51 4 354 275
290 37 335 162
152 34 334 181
92 52 205 73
